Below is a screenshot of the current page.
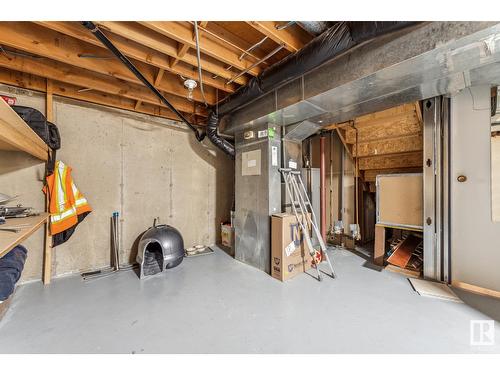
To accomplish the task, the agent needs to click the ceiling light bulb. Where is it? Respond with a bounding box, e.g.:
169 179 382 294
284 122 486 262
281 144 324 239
184 79 198 101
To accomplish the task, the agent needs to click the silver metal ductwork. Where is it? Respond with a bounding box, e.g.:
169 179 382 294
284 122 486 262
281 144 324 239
298 21 334 36
220 22 500 136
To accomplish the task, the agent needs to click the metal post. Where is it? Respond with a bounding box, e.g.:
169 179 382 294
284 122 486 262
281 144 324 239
320 133 326 241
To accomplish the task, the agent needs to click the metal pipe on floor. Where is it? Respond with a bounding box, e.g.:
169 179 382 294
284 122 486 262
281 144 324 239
320 133 326 242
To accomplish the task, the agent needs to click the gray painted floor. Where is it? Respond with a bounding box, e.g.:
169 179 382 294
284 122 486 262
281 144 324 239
1 247 499 354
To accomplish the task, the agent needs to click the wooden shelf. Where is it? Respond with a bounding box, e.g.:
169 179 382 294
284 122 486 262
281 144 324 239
0 99 48 161
0 213 50 258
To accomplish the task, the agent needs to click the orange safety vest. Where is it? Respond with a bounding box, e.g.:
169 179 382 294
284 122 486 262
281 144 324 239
43 161 92 235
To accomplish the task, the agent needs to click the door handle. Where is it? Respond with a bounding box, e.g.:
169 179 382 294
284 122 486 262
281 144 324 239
457 175 467 183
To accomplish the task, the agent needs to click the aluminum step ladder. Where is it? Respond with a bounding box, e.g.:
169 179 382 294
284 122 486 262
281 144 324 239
280 168 336 281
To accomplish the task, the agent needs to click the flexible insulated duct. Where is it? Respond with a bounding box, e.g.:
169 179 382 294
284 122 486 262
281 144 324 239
81 21 206 142
206 21 417 156
207 111 235 158
82 21 416 158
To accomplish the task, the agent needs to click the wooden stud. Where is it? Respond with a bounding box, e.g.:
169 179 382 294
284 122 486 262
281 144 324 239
35 21 238 92
335 127 353 160
374 225 386 266
140 21 262 75
43 79 53 285
171 21 208 68
154 68 165 87
415 101 423 125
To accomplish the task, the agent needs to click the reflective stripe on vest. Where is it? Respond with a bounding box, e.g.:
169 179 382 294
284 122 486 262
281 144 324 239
44 161 92 235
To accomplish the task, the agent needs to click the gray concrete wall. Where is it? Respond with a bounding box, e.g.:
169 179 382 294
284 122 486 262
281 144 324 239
0 84 234 282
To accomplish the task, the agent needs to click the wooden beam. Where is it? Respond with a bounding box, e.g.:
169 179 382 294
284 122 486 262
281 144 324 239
0 22 215 106
323 121 353 131
171 21 208 68
246 21 309 53
154 68 165 87
0 68 196 123
46 79 53 121
415 101 423 125
35 21 237 93
134 100 142 110
96 22 248 85
452 281 500 299
358 151 423 170
140 21 261 76
353 134 423 157
202 22 273 67
363 167 423 182
335 128 353 160
0 53 207 116
44 79 53 285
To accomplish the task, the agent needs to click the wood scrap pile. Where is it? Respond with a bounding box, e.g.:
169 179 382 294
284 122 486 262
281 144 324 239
386 234 423 274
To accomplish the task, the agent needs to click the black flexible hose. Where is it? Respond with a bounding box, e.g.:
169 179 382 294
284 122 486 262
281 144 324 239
207 111 235 158
81 21 205 142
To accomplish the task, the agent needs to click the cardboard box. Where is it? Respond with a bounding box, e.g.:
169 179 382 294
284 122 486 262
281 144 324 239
221 223 233 248
271 213 313 282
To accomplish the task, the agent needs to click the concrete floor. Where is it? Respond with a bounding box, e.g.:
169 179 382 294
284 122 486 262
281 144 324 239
0 246 499 354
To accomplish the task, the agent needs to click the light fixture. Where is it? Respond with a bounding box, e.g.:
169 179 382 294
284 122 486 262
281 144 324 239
184 79 197 101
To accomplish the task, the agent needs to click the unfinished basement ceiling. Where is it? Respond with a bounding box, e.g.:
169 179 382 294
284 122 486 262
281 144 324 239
0 21 315 125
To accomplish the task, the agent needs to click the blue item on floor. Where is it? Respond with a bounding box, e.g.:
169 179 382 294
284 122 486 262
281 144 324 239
0 245 28 301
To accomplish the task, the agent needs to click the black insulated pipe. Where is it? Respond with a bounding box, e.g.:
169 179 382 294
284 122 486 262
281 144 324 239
216 21 418 117
81 21 206 142
207 111 235 158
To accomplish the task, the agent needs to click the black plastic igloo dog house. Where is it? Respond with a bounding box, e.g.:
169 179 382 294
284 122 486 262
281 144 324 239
136 223 184 279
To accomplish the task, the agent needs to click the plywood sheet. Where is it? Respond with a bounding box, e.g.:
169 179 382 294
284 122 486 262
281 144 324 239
377 173 423 228
409 278 462 303
386 235 421 268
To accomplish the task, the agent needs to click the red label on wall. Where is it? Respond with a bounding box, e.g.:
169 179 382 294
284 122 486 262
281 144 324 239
1 95 16 105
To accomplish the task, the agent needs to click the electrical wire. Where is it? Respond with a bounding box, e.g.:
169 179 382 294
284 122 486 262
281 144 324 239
193 21 209 107
81 21 205 142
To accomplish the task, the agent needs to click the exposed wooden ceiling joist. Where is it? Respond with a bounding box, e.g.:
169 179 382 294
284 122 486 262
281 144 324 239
170 21 208 68
246 21 311 52
0 21 313 121
35 21 236 94
0 68 193 123
0 53 207 116
96 22 249 85
0 22 214 107
139 21 262 76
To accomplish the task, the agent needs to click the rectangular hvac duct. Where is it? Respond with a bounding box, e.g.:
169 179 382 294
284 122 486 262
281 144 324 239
220 22 500 135
234 125 281 273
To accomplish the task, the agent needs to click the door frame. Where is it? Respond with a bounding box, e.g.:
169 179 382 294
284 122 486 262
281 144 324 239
422 96 450 282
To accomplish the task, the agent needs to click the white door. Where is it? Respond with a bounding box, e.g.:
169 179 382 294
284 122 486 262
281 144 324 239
450 85 500 293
